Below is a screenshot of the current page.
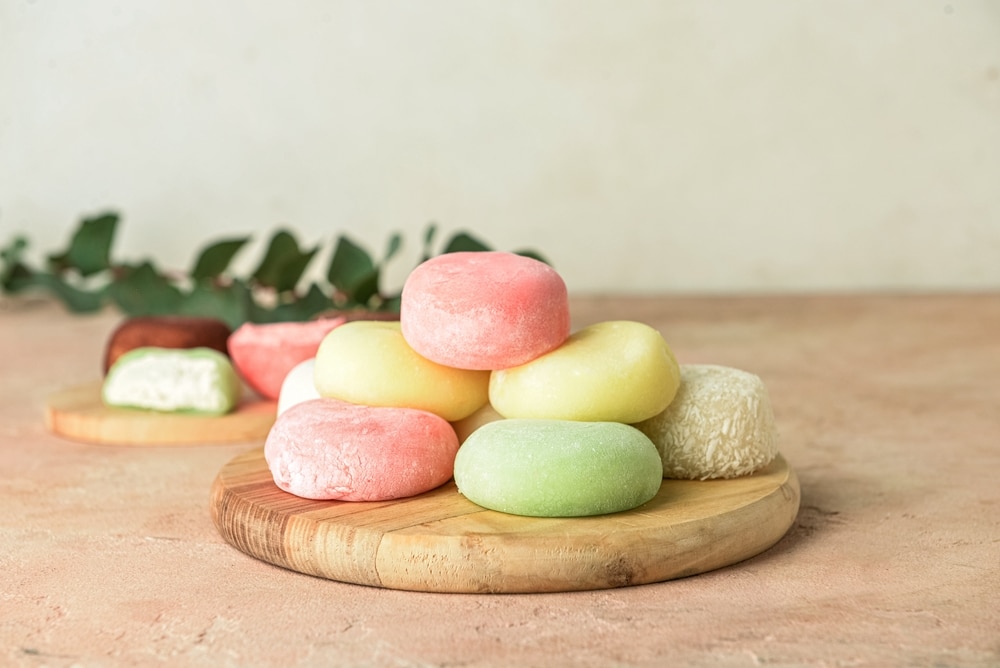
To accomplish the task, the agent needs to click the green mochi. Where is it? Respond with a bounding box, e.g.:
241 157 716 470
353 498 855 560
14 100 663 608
454 419 663 517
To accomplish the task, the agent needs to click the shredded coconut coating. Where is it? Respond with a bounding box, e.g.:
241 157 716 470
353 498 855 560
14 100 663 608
634 364 778 480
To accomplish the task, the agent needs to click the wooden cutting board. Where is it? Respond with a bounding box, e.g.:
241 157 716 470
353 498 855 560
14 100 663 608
211 447 800 593
45 382 277 446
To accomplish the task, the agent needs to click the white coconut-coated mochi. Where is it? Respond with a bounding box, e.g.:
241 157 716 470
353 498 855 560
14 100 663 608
633 364 778 480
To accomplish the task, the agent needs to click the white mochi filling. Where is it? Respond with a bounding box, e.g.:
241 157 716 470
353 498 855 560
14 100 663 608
104 351 231 413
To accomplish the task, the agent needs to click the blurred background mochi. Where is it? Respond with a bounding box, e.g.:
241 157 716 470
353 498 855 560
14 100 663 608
2 1 999 295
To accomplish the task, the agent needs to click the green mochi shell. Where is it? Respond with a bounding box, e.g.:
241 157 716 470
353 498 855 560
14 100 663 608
454 419 663 517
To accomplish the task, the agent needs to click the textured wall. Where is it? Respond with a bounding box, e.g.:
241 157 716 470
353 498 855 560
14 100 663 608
2 1 999 294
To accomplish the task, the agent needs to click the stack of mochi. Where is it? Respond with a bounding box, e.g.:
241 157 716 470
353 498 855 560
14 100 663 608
267 251 779 517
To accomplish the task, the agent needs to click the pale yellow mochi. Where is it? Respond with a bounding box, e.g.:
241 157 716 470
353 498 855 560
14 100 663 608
489 320 681 423
314 320 490 422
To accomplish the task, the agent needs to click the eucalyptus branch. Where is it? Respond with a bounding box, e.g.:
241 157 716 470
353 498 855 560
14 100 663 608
0 211 548 328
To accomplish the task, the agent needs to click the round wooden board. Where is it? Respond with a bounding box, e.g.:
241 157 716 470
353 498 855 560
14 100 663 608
45 382 277 446
211 447 800 593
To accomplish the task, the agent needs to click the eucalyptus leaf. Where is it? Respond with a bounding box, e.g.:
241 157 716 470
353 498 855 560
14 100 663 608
0 236 29 287
245 297 306 324
7 271 106 312
420 224 438 262
379 293 402 313
179 281 252 329
383 232 403 264
1 263 34 291
243 298 277 325
513 249 551 265
251 230 318 292
327 236 376 292
442 231 491 254
348 268 381 308
0 235 27 264
296 283 336 319
106 261 184 316
257 284 334 323
47 212 118 277
191 237 250 281
275 247 319 294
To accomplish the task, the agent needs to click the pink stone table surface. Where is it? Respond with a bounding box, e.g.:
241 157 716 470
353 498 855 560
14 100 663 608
1 294 997 667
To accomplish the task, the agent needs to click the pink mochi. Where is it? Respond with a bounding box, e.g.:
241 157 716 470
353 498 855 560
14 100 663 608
264 398 460 501
228 318 346 400
400 251 570 370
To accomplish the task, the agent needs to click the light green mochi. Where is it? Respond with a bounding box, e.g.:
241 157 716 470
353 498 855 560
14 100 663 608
489 320 680 424
102 346 241 415
454 419 663 517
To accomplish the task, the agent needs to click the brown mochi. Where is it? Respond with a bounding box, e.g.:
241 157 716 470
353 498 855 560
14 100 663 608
103 316 232 375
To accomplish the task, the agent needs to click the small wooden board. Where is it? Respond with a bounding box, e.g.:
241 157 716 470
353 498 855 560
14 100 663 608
211 447 800 593
45 382 277 446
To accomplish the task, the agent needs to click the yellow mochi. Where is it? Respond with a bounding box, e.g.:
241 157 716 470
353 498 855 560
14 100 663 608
489 320 681 423
314 320 490 422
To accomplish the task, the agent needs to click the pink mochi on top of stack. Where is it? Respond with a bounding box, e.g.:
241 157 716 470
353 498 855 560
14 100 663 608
400 251 570 370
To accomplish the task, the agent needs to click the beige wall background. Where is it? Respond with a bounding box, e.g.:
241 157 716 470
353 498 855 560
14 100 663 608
2 1 999 295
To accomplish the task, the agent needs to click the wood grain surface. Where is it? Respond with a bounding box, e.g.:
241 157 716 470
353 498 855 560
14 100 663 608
45 381 277 446
211 446 800 593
